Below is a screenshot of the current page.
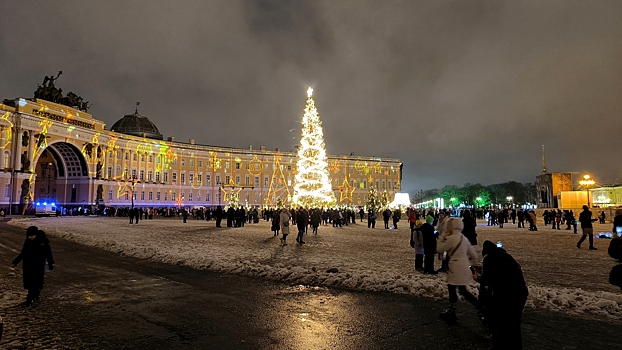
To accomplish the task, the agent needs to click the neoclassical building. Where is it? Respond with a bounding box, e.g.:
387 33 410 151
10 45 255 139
0 92 402 214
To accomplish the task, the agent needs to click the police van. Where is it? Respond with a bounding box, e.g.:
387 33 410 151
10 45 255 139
35 201 57 217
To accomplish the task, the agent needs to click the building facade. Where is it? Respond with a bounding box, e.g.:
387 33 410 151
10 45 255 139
0 97 402 214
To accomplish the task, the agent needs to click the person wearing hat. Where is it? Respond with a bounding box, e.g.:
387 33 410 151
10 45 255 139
12 226 55 306
477 240 528 350
437 218 479 323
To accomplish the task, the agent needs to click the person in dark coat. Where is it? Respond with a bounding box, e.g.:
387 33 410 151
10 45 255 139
478 241 528 350
295 207 309 244
310 209 321 234
215 205 223 227
577 205 598 250
367 210 376 228
461 210 477 245
421 215 437 274
271 209 281 236
382 209 391 229
12 226 55 306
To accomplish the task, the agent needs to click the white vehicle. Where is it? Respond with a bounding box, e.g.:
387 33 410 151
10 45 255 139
35 201 57 217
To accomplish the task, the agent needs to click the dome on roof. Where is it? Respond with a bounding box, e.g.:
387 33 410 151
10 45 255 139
110 112 163 140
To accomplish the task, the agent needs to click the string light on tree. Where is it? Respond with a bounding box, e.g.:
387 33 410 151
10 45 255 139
292 87 336 208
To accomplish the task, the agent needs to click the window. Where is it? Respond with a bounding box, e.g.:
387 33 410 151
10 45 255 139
172 192 176 200
206 160 211 168
235 162 240 169
206 193 210 202
165 192 168 201
141 191 145 200
264 177 269 186
172 172 177 183
197 193 201 202
388 182 392 190
245 163 250 170
125 190 129 200
157 156 161 164
206 174 211 185
141 154 144 162
198 160 202 167
155 171 160 182
133 154 137 161
245 176 250 185
287 166 291 171
215 175 220 184
149 191 153 200
149 155 152 163
197 174 202 183
226 162 230 169
173 158 177 166
140 170 144 181
189 193 193 201
125 153 128 160
264 164 268 171
382 181 385 189
189 173 194 183
181 173 185 183
287 178 291 186
190 159 194 167
116 166 121 177
255 177 259 186
156 191 161 201
181 192 185 201
107 167 112 178
164 172 169 183
108 190 113 200
148 170 153 181
225 175 230 184
132 169 137 179
116 151 121 159
182 159 185 166
235 176 240 184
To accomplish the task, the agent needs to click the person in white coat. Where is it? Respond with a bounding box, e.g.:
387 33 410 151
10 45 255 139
279 209 292 246
436 217 480 323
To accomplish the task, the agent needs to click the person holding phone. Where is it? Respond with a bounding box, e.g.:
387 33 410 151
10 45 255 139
577 205 598 250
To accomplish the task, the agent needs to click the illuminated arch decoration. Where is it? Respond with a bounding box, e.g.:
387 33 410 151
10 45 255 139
330 159 341 173
374 162 383 174
267 153 292 206
248 155 262 176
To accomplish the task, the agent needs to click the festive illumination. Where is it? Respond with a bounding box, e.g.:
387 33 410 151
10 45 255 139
292 87 336 208
267 153 292 205
366 186 379 213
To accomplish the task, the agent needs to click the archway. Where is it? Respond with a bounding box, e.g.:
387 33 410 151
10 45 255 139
33 141 90 212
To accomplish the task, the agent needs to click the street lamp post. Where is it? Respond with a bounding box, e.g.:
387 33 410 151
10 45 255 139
579 174 595 208
506 196 513 208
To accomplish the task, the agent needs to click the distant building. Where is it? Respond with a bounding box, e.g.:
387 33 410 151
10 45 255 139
535 172 574 208
0 96 401 214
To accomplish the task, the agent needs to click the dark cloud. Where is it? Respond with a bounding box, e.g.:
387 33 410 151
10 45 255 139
1 0 621 196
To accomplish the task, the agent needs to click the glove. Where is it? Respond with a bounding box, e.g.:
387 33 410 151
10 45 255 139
48 264 54 270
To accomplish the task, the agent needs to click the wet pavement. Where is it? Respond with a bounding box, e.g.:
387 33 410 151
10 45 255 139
1 221 620 349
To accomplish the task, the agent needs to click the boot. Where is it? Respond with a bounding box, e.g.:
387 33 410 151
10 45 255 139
588 234 597 250
439 304 457 324
577 235 587 249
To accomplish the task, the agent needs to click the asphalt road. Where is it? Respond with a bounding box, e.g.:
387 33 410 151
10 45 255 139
1 221 620 350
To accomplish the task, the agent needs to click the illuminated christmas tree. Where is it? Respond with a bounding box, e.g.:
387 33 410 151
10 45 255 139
366 186 378 213
292 87 336 208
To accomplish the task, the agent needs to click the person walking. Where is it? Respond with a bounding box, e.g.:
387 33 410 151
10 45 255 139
411 220 424 271
11 226 55 306
271 209 281 236
279 209 292 245
408 208 418 233
392 208 401 229
436 218 479 324
310 209 321 234
461 210 478 245
577 205 598 250
478 240 529 350
295 207 308 244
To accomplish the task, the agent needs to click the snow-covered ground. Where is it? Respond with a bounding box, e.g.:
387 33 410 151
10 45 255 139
8 217 622 321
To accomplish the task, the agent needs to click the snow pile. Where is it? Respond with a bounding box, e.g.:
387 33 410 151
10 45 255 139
9 217 622 320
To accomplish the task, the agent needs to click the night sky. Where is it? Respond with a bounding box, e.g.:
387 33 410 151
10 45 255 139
1 1 621 195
